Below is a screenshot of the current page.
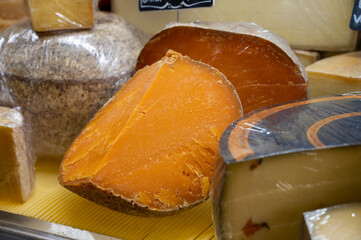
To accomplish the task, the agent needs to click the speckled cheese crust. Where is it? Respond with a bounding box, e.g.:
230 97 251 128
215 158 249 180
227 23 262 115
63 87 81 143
0 12 148 158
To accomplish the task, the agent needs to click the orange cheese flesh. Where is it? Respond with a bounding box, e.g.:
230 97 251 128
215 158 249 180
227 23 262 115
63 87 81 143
59 50 242 215
136 25 307 114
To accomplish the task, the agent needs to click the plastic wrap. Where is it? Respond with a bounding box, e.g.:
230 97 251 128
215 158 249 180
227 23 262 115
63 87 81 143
25 0 99 32
136 21 307 114
179 0 358 51
0 11 148 159
301 203 361 240
214 93 361 240
0 106 35 202
59 50 242 216
0 0 26 33
112 0 357 51
307 51 361 98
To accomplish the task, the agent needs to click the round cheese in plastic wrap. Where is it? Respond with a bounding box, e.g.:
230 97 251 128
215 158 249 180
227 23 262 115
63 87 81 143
0 11 148 159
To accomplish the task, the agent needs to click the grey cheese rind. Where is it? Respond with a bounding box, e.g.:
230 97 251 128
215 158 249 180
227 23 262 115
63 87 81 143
0 11 148 158
0 106 35 202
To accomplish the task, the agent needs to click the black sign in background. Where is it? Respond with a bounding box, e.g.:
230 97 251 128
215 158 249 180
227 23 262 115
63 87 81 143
350 0 361 30
139 0 214 11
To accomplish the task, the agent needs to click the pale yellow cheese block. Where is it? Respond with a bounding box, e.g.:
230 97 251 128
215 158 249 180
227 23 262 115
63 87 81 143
307 51 361 98
27 0 95 32
0 106 35 202
303 203 361 240
179 0 358 51
294 50 320 68
218 146 361 240
111 0 177 35
0 0 26 19
216 94 361 240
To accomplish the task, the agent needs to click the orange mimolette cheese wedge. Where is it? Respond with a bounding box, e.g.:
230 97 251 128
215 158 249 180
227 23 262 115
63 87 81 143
59 50 242 216
136 22 308 114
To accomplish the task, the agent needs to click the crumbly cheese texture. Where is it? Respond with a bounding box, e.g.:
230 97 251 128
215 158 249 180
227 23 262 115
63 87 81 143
303 203 361 240
178 0 357 51
217 146 361 240
27 0 95 32
307 51 361 98
0 107 35 202
59 51 242 215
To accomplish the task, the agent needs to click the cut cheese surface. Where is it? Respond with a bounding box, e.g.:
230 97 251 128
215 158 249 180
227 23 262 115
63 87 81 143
59 50 242 216
302 203 361 240
178 0 357 51
307 51 361 98
137 22 307 114
294 50 320 68
0 106 35 202
216 94 361 240
27 0 95 32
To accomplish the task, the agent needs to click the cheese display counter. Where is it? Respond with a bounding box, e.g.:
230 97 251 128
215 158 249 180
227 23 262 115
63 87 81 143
0 157 215 239
0 0 360 239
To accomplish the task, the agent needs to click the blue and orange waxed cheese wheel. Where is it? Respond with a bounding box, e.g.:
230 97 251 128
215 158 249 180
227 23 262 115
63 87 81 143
215 93 361 240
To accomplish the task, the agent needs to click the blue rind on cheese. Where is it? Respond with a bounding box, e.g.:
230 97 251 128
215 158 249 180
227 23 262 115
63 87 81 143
220 94 361 164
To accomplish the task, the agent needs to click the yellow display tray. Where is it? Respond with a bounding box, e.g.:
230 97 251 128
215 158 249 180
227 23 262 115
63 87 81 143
0 158 215 239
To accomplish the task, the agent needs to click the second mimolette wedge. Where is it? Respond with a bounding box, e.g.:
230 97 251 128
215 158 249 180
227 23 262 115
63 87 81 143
59 50 242 216
136 22 307 114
